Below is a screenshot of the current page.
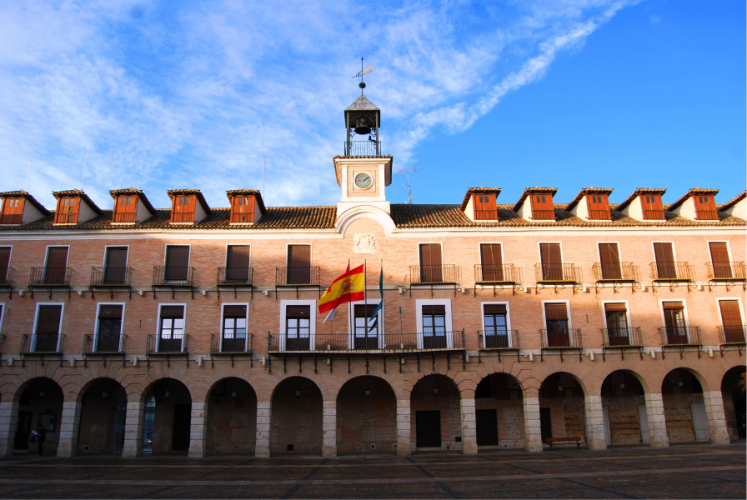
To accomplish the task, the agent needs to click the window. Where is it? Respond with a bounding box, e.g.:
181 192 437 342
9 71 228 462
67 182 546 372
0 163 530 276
0 247 10 284
587 194 611 220
641 194 665 220
474 193 497 220
530 194 554 220
221 305 247 352
225 245 250 282
693 195 718 220
653 242 676 279
662 302 687 344
419 243 443 282
709 242 732 278
35 305 63 352
479 244 503 281
104 247 128 284
171 195 194 223
422 305 446 348
598 243 622 279
1 198 23 224
539 243 563 280
604 303 629 345
483 304 508 348
159 305 185 352
544 303 569 347
164 245 190 283
354 304 379 349
287 245 311 284
285 305 310 351
719 300 744 344
96 305 123 352
54 197 78 224
115 196 137 223
44 247 68 285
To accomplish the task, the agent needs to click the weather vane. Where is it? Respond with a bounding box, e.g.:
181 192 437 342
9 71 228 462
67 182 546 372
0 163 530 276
353 57 372 94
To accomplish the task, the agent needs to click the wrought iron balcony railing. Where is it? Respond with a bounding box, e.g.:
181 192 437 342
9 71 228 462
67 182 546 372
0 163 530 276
153 266 194 286
0 214 22 224
218 267 254 286
535 263 581 282
211 333 253 354
21 334 64 354
602 327 642 347
343 141 381 156
592 262 639 281
475 264 519 283
706 262 746 280
410 265 460 284
29 267 73 286
659 326 700 346
84 333 127 353
540 329 583 349
718 326 746 345
478 329 519 349
90 267 133 286
147 334 189 354
267 331 465 353
275 266 321 286
0 267 14 286
649 262 694 281
643 209 666 220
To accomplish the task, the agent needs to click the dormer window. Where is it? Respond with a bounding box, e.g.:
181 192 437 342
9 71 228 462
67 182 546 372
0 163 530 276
114 196 137 223
474 193 497 220
231 196 255 223
586 193 611 220
0 198 23 224
172 196 195 223
694 195 718 220
55 197 79 224
530 193 554 220
642 194 665 220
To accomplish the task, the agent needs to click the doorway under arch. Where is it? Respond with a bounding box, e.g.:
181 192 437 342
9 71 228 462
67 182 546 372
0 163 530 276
141 378 192 455
336 376 397 454
600 370 646 446
661 368 708 444
539 373 587 448
410 374 460 451
474 373 525 449
77 378 127 454
721 366 745 441
206 377 257 455
270 377 323 455
13 378 63 455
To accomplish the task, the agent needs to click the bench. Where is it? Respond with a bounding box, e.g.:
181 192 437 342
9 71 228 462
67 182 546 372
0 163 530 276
546 437 583 449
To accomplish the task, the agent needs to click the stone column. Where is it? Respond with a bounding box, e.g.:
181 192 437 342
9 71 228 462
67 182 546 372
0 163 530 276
322 400 337 457
703 391 731 445
0 401 19 457
523 387 542 452
121 401 144 458
644 393 669 448
255 401 271 457
460 398 478 454
188 402 207 457
584 395 607 450
396 399 411 456
57 400 82 457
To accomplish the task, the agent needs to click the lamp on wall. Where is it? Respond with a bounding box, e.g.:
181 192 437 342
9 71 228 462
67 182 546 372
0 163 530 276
557 380 564 393
365 385 371 397
677 377 684 388
433 383 439 395
619 376 625 390
165 386 171 398
295 386 301 398
102 389 109 399
39 388 46 398
231 387 237 398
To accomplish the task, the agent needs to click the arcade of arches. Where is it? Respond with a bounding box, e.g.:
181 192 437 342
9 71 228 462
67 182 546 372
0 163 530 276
0 363 744 457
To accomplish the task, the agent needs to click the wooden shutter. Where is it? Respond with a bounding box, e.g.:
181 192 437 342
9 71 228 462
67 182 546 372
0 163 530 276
98 305 123 319
419 244 442 282
662 301 683 310
653 243 676 279
599 243 622 279
709 242 731 278
545 303 568 320
36 305 62 334
587 194 611 220
165 246 190 281
530 193 554 219
227 245 250 269
719 301 742 327
231 196 255 223
422 305 445 315
0 247 10 283
287 245 311 284
540 243 562 280
484 304 507 315
474 194 497 220
44 247 68 284
160 305 184 318
604 303 627 312
105 247 127 268
223 305 247 318
480 244 503 281
286 305 310 318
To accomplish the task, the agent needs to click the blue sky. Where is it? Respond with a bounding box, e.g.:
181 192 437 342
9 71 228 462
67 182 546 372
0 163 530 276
0 0 744 210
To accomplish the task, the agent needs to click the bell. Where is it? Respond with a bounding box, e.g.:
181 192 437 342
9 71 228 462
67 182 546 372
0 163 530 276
354 117 371 135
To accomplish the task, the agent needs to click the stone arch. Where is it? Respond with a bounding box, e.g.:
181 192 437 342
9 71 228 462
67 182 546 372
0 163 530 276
12 377 64 455
720 366 745 441
539 372 588 447
660 367 708 444
600 370 647 447
474 372 525 449
76 377 128 455
410 374 460 451
270 376 323 456
206 377 258 456
335 205 396 237
140 378 192 455
597 367 650 396
335 376 397 454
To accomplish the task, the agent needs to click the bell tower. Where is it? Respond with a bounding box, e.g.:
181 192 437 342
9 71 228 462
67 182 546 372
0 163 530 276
335 76 393 220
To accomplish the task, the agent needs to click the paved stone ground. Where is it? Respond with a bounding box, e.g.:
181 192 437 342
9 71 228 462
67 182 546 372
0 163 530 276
0 443 744 499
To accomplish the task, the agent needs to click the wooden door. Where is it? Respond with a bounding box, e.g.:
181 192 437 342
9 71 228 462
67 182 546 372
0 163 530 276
719 300 744 343
545 304 569 346
598 243 622 279
709 242 732 278
422 305 447 348
14 411 33 451
540 408 552 443
159 306 185 352
476 409 498 446
474 194 497 220
604 303 629 345
225 245 250 282
483 304 508 347
285 305 310 351
530 194 554 220
55 197 79 223
641 194 664 219
0 247 10 284
164 246 189 282
416 411 441 448
97 305 123 351
115 196 137 223
172 196 195 223
1 198 23 224
44 247 68 284
104 247 128 284
222 305 247 352
694 195 717 219
419 244 442 282
480 244 503 281
172 404 192 451
35 305 62 351
540 243 562 280
587 194 610 219
287 245 311 284
663 302 687 344
231 196 254 223
653 243 676 279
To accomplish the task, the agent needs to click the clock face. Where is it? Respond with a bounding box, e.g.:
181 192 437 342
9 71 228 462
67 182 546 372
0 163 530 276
355 173 373 189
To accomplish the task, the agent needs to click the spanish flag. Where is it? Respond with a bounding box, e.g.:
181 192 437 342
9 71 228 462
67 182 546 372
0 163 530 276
319 265 365 314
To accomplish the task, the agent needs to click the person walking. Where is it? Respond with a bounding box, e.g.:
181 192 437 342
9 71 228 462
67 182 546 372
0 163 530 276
33 425 47 456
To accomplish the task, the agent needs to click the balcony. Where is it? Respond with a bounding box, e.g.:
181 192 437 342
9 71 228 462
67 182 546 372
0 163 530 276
534 264 582 294
0 334 5 357
275 266 322 299
706 262 746 291
658 326 701 359
643 209 666 220
210 334 254 368
217 267 255 299
113 212 136 223
601 327 643 360
695 209 719 221
591 262 639 293
540 329 583 362
531 209 555 220
474 264 521 296
267 331 465 355
90 266 133 299
20 334 65 367
718 326 745 356
28 267 73 299
0 266 14 298
477 329 519 362
152 266 195 299
83 334 127 367
474 210 498 221
649 262 694 291
0 214 22 224
343 141 382 156
409 265 460 297
146 334 190 367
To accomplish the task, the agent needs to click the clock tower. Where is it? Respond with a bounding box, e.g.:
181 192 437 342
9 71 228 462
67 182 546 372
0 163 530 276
334 91 393 220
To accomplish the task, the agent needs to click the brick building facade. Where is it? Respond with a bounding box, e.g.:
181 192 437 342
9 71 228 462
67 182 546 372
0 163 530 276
0 94 745 458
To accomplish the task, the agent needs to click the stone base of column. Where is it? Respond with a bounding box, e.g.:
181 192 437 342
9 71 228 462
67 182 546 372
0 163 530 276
704 391 731 445
584 396 607 451
523 396 543 453
322 445 337 457
57 401 82 457
322 400 337 457
645 393 669 448
396 399 411 456
460 398 478 455
188 403 206 458
122 401 144 458
0 402 19 457
255 401 271 458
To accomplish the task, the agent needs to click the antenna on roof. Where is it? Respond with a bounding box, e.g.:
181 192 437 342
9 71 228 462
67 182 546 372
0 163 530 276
25 160 32 191
80 141 90 190
263 152 266 199
397 165 417 204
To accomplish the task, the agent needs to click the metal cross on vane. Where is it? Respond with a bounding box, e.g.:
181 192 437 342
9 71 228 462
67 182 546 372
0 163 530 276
353 57 372 93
